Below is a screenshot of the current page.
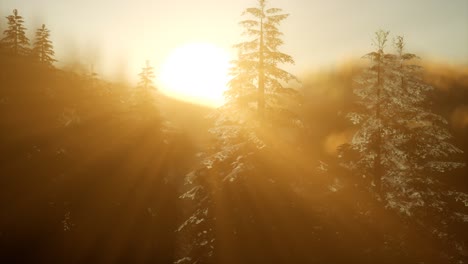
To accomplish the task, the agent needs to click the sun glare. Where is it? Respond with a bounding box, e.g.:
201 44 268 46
159 43 231 107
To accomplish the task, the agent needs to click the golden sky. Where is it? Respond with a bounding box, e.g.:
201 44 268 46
1 0 467 102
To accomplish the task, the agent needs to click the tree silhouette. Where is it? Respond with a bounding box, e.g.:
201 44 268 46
229 0 297 121
134 60 158 121
1 9 30 56
137 60 156 90
32 24 56 66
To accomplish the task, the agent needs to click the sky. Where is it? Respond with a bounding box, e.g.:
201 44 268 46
1 0 468 83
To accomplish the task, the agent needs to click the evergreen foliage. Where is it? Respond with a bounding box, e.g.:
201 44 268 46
1 9 29 56
176 2 303 263
227 0 299 123
339 30 466 258
341 30 464 209
32 24 56 66
0 6 466 264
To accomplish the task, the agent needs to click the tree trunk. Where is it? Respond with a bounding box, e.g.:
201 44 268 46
374 53 383 194
14 30 18 55
257 18 265 121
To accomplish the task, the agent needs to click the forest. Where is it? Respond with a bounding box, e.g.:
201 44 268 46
0 2 467 264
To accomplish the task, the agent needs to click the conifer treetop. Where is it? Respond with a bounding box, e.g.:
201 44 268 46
138 60 156 90
227 0 299 124
1 9 30 56
32 24 56 66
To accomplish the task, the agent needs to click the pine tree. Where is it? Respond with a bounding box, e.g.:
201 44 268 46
176 2 302 263
207 0 302 170
338 31 467 260
385 35 465 215
340 30 465 217
32 24 56 66
138 60 156 90
134 60 158 121
1 9 30 56
228 0 298 122
342 30 394 194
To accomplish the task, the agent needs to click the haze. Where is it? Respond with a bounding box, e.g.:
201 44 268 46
2 0 467 82
1 0 468 263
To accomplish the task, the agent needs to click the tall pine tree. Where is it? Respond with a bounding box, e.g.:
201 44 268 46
176 2 301 263
387 35 464 215
133 60 159 121
1 9 30 56
32 24 56 66
343 30 393 194
341 30 465 217
228 0 299 123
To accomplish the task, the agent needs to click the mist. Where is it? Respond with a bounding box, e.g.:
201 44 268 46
0 3 467 264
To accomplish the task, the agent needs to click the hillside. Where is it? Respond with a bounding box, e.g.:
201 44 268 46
1 53 467 264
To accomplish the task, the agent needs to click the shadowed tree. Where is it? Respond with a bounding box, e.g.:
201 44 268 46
32 24 56 66
1 9 30 56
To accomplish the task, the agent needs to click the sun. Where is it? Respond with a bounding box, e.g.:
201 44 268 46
159 42 231 107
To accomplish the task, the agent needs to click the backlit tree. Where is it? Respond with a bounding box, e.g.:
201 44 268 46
138 60 156 91
32 24 56 66
227 0 299 122
176 2 302 263
134 60 158 121
1 9 30 56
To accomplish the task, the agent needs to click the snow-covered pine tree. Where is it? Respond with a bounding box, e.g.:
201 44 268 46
340 30 468 258
32 24 56 66
379 35 465 216
1 9 30 56
176 1 302 263
342 30 465 213
341 29 465 207
340 32 467 258
341 30 396 194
